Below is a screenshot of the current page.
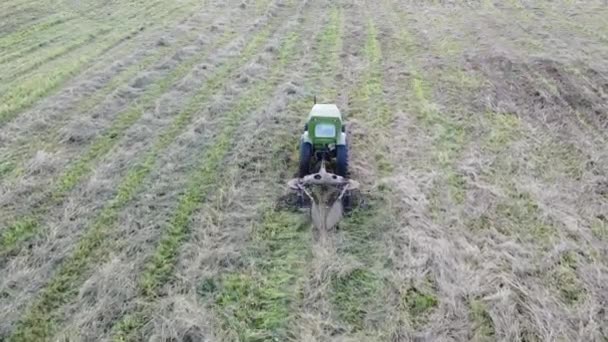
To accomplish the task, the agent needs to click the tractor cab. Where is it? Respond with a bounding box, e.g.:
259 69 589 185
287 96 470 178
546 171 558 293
299 104 348 177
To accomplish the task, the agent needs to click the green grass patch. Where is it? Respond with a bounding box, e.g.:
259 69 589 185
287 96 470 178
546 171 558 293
549 251 586 305
337 204 387 261
591 217 608 240
411 72 470 212
0 218 37 252
111 30 301 341
348 19 393 176
481 111 521 152
0 14 75 49
331 268 381 330
7 23 290 342
0 17 79 65
0 27 110 83
403 286 438 325
533 141 585 181
469 190 557 244
212 211 309 342
470 299 495 341
311 7 343 100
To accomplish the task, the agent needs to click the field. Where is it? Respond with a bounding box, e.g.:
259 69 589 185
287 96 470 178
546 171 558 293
1 0 607 340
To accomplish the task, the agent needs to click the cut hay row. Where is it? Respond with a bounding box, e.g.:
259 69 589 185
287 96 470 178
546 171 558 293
0 13 76 50
0 6 230 182
0 30 73 66
0 0 168 81
0 0 152 52
110 13 308 342
47 2 319 336
319 14 398 339
0 0 287 264
0 41 192 178
3 3 301 340
480 0 607 244
1 27 113 83
472 1 608 326
0 19 76 62
208 5 345 341
0 0 195 127
0 26 246 255
0 28 234 257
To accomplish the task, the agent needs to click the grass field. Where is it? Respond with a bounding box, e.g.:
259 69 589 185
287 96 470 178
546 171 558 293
1 0 607 341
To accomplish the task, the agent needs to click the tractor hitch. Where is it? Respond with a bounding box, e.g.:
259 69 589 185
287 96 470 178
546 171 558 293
287 161 358 231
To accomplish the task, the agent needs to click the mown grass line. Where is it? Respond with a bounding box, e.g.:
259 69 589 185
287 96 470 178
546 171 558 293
213 210 311 342
0 30 71 66
310 7 343 99
0 15 274 258
0 2 139 62
323 18 398 336
0 0 153 50
0 13 214 182
0 14 76 49
5 15 290 342
0 0 48 15
0 0 166 85
210 74 337 342
385 4 481 216
110 29 303 342
0 6 50 36
0 26 111 82
0 0 186 127
207 8 346 341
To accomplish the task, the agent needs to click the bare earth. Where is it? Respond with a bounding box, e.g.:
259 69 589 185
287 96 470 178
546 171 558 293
0 0 607 341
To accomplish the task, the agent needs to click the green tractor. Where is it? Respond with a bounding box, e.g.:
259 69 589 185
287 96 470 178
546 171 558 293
298 103 348 177
288 104 358 228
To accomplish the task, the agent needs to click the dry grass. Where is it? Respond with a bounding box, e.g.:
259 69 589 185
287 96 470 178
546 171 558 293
1 0 608 341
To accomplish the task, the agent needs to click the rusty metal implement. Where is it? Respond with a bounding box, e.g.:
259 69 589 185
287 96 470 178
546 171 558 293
288 161 359 230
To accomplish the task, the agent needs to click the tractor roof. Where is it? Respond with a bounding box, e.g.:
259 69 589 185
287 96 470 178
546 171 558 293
308 104 342 121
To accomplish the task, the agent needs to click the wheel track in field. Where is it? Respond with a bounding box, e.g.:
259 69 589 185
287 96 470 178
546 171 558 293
0 0 198 127
2 1 304 340
0 1 234 184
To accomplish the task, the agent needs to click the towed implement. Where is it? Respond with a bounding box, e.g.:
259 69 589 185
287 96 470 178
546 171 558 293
287 103 358 231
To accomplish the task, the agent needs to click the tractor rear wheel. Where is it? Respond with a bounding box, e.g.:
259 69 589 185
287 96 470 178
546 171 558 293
336 144 348 177
299 142 312 178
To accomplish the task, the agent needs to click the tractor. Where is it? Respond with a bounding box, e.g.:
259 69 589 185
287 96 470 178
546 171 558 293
298 103 348 177
287 103 358 231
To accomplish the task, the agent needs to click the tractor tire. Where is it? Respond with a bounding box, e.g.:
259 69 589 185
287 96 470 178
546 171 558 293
299 142 312 178
336 144 348 177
